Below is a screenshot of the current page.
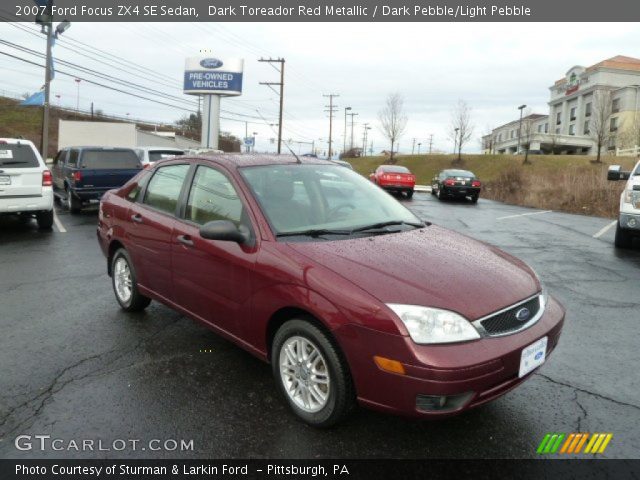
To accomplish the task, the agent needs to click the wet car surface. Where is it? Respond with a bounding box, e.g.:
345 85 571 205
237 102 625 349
1 193 639 459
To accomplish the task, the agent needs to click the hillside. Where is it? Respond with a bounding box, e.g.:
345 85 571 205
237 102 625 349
347 154 637 218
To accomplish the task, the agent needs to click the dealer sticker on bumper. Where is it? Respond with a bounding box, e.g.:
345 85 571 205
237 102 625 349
519 336 547 378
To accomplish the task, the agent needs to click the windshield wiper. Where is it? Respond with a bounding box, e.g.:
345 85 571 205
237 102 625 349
350 220 425 233
276 228 352 238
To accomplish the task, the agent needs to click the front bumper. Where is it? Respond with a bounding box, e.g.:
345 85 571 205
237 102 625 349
334 295 565 418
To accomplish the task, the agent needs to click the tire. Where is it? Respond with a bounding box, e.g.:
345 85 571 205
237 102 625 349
406 190 414 199
470 194 479 204
66 188 82 214
111 248 151 312
272 318 355 427
36 210 54 230
436 187 444 201
614 222 633 249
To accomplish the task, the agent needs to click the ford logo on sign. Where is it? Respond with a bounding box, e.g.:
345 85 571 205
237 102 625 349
200 58 223 69
534 351 543 361
515 307 531 322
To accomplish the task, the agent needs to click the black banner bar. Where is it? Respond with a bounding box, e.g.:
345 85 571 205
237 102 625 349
2 460 640 480
3 0 640 22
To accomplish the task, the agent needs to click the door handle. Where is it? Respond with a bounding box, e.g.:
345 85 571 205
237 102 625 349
177 234 194 247
130 214 143 223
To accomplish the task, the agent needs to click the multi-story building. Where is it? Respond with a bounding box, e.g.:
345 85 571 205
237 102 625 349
483 55 640 155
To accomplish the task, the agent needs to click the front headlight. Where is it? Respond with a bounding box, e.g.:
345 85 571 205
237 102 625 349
623 189 640 208
386 304 480 344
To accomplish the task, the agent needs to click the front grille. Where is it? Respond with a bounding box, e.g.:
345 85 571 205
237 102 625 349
479 296 541 336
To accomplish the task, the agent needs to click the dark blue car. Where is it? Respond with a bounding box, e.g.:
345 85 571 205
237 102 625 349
52 147 142 213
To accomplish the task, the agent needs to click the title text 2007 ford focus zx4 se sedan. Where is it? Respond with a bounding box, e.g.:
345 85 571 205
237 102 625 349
97 154 565 427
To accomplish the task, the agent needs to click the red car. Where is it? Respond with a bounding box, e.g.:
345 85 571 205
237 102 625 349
98 154 564 427
369 165 416 198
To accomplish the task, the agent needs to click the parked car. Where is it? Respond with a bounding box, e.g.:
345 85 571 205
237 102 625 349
135 147 184 168
369 165 416 198
98 154 564 427
432 169 482 203
0 138 54 229
52 147 142 213
607 161 640 248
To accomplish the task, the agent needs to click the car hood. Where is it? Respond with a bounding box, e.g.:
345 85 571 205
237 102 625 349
286 225 540 321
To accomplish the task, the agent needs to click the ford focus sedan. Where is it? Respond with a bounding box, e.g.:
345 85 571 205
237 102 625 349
97 154 564 427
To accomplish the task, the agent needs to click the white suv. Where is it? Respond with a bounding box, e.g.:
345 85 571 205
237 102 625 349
608 160 640 248
0 138 54 229
134 147 184 168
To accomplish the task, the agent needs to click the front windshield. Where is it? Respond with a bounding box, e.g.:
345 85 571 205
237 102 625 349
240 164 422 236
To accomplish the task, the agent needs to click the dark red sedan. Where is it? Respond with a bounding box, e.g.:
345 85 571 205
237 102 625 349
369 165 416 198
98 154 564 427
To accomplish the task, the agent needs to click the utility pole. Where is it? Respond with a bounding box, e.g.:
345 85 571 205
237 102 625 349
412 138 416 154
343 106 351 154
323 94 339 159
347 111 358 150
517 104 527 155
259 57 285 154
40 2 54 158
428 134 433 154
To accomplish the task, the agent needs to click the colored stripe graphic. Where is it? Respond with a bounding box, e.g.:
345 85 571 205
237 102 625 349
539 433 612 455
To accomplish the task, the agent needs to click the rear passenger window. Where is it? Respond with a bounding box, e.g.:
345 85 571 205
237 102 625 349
126 171 151 202
143 164 189 214
68 150 79 167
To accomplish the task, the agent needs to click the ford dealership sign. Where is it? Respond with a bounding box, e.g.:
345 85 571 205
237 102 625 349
184 57 243 96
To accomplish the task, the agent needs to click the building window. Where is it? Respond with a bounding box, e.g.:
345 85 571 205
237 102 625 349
584 121 590 135
497 133 502 142
569 124 575 135
537 124 543 133
555 127 561 134
556 112 562 125
510 130 514 139
570 107 577 121
610 117 618 132
545 123 549 133
585 102 592 117
612 98 620 113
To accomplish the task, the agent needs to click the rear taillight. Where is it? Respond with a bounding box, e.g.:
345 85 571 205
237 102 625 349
472 180 481 187
73 171 82 182
42 170 53 186
444 179 455 186
143 163 151 169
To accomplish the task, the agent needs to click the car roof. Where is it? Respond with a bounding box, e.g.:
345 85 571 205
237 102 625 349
0 138 36 146
169 153 336 169
443 169 475 176
61 146 137 151
137 146 184 152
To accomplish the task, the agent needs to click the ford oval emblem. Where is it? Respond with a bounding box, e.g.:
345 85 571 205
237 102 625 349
534 351 543 360
200 58 223 69
515 307 531 322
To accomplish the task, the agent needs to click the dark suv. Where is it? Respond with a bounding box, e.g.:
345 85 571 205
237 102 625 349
52 147 142 213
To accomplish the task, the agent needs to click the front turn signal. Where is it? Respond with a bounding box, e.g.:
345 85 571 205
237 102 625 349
373 356 406 375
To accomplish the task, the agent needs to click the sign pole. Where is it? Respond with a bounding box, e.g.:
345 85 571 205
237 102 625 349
201 95 221 150
41 7 53 158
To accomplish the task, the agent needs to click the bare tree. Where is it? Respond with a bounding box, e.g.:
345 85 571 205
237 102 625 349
451 100 474 162
589 90 614 163
618 115 640 151
378 93 408 163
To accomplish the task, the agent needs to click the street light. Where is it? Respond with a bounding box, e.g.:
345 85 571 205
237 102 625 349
348 112 358 150
417 142 422 154
252 132 258 153
517 104 527 154
343 107 351 154
74 78 81 113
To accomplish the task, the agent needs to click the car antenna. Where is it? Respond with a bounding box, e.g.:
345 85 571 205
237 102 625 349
255 109 301 164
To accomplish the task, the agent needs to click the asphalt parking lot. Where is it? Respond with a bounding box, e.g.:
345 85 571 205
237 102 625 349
0 194 639 459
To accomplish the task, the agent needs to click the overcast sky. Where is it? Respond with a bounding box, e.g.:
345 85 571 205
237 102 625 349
1 21 639 154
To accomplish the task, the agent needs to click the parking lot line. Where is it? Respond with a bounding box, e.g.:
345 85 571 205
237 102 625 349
593 220 617 238
53 211 67 233
496 210 552 220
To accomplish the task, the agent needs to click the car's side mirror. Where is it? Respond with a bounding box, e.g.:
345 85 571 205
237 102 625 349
608 165 632 181
369 173 375 180
199 220 246 243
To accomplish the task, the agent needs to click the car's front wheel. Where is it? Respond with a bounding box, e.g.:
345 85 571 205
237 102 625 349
272 319 354 427
111 248 151 312
614 222 633 249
